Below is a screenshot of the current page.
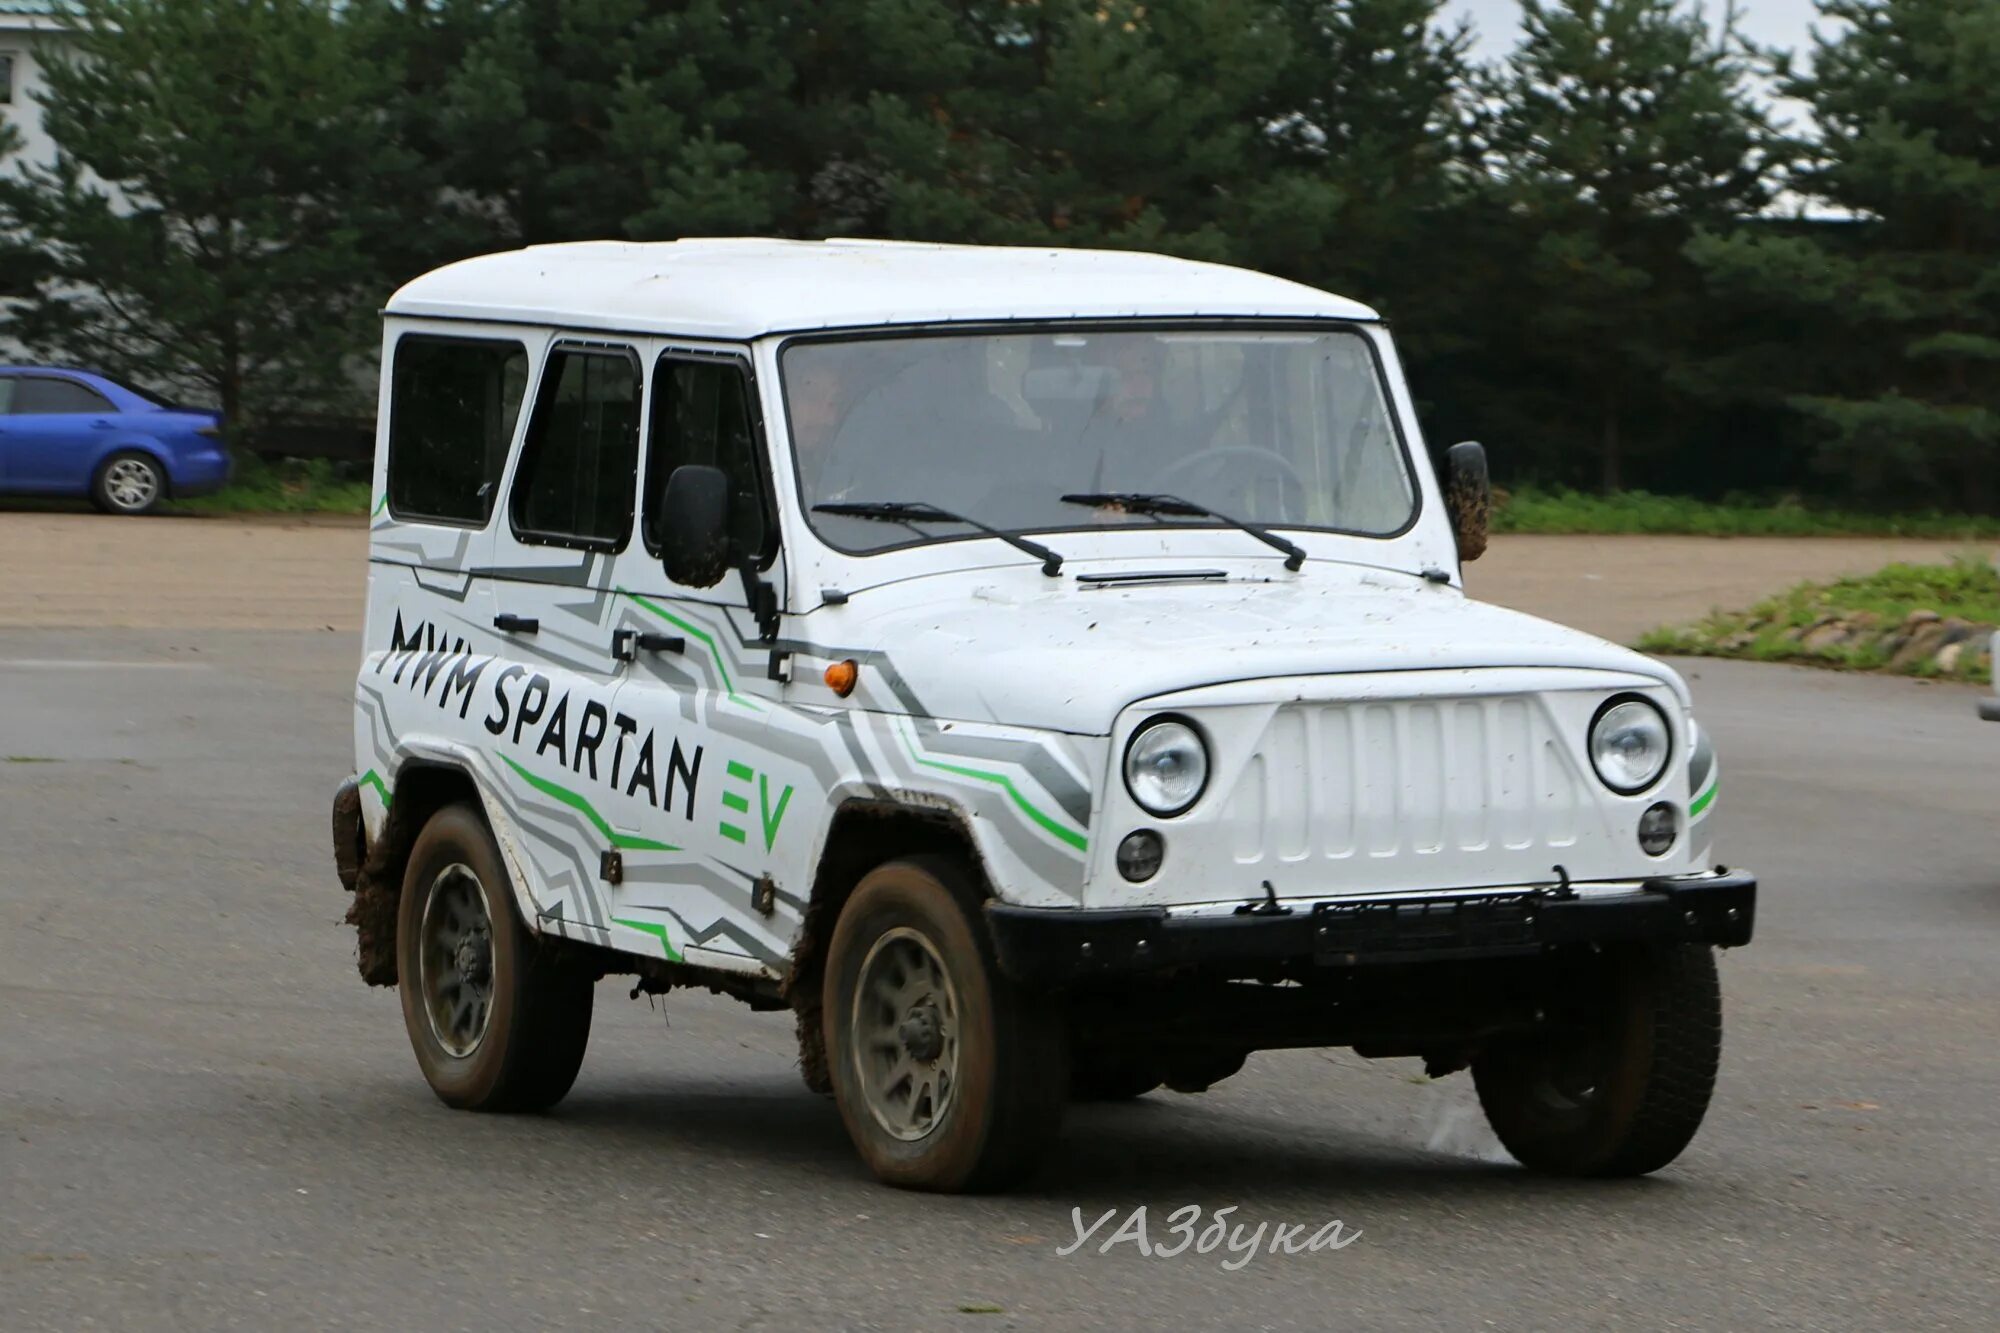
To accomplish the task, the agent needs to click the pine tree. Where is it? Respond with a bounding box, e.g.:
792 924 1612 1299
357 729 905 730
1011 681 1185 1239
850 0 1287 258
1240 0 1475 288
434 0 794 245
0 0 426 424
1477 0 1783 489
1691 0 2000 508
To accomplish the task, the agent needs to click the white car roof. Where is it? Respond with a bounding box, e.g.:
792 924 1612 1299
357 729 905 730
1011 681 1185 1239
384 238 1379 340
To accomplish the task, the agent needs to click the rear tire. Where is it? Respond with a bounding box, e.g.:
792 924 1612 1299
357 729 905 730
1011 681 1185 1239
824 855 1067 1191
1473 944 1720 1176
396 801 593 1112
90 451 167 515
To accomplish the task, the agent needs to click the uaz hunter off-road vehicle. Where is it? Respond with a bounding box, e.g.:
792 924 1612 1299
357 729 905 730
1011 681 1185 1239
333 239 1754 1191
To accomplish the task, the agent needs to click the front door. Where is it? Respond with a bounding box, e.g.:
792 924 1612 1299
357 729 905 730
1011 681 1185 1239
600 348 794 976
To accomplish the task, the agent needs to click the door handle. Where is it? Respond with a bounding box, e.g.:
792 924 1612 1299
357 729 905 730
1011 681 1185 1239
493 613 539 634
612 628 686 661
91 420 116 430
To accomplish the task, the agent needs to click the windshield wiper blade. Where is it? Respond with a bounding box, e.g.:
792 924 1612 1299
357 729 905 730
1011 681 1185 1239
1061 492 1306 571
814 500 1065 577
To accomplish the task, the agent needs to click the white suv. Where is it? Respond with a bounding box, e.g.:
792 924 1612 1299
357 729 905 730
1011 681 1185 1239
332 239 1754 1191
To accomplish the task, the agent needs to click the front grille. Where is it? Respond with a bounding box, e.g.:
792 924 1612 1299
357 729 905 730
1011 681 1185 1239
1224 697 1589 867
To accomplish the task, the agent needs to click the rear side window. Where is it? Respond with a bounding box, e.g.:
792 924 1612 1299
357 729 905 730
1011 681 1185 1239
387 335 528 526
510 345 643 550
12 377 113 414
645 357 772 564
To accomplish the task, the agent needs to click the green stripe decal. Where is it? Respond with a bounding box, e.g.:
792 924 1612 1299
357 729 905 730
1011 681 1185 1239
618 589 762 712
1689 779 1717 819
720 822 747 844
896 721 1088 853
358 768 392 808
371 494 388 516
613 917 682 962
501 755 676 851
721 791 749 813
726 760 754 781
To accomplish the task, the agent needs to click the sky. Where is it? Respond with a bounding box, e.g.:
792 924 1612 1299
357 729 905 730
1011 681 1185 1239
1453 0 1831 63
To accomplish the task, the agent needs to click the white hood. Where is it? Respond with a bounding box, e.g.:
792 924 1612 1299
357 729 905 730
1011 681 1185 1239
813 558 1684 734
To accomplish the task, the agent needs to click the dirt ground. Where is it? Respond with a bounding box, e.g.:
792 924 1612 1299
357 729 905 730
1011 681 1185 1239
0 508 1987 641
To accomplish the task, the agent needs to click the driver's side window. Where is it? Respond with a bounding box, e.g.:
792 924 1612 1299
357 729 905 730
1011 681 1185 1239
644 356 773 566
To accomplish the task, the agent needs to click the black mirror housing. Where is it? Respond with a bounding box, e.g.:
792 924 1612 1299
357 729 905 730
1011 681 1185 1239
660 464 733 588
1444 441 1490 563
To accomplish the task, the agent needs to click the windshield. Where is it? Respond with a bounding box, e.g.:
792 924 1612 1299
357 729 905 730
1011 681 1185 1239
783 326 1415 554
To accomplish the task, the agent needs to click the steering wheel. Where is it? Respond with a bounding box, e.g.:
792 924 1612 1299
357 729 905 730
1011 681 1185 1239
1154 446 1307 519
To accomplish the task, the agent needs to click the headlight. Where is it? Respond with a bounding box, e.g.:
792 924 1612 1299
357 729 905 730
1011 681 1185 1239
1589 696 1672 794
1124 717 1209 816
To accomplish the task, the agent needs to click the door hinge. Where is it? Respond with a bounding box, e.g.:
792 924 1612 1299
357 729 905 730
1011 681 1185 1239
599 850 623 885
752 874 777 917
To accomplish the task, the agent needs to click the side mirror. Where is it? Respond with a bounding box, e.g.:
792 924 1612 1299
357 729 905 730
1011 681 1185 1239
659 464 732 588
1444 441 1490 563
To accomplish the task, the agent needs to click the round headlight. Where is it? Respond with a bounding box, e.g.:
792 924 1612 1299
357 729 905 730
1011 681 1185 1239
1590 697 1672 794
1124 718 1209 817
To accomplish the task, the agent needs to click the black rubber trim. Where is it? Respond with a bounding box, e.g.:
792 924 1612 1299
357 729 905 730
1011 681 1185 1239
1980 698 2000 722
985 871 1757 988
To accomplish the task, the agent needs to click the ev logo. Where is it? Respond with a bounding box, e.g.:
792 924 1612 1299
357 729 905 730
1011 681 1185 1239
721 760 793 852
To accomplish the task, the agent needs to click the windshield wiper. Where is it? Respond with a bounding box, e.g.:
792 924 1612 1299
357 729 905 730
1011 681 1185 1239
814 500 1065 577
1061 492 1306 571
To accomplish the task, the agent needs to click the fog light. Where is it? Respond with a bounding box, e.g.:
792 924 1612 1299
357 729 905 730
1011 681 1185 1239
1116 829 1164 882
1638 801 1678 856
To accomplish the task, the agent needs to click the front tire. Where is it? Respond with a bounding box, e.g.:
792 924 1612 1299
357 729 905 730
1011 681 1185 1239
396 801 593 1112
91 451 167 515
824 856 1067 1191
1473 944 1721 1176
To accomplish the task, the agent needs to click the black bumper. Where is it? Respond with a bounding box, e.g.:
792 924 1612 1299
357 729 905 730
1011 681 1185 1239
986 871 1757 988
1980 697 2000 722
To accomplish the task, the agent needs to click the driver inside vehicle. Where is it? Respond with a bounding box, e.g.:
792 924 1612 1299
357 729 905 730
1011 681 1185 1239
1067 336 1198 497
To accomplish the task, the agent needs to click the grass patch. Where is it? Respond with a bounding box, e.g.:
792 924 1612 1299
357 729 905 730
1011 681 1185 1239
1495 487 2000 538
1639 556 1998 683
168 456 371 516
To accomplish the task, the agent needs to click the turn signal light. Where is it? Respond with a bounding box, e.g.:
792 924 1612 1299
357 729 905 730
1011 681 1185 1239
824 659 859 697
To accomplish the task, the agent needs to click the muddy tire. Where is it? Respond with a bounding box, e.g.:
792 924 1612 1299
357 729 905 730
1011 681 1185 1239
90 450 166 515
1473 945 1720 1177
396 801 593 1112
824 855 1067 1192
1070 1050 1163 1101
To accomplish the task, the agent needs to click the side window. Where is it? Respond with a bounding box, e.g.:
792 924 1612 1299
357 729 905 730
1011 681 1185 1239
644 357 772 564
510 344 643 550
387 335 528 527
13 377 113 414
0 378 14 414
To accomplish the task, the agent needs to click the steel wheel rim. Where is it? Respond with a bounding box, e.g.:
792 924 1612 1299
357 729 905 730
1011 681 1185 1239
104 458 159 511
850 925 962 1142
418 863 495 1059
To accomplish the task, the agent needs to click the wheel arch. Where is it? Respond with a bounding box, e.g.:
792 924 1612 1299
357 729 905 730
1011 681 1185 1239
344 757 536 986
783 796 992 1093
91 440 177 497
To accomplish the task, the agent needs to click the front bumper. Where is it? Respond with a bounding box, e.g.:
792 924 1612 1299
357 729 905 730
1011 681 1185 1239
986 870 1757 988
1980 697 2000 722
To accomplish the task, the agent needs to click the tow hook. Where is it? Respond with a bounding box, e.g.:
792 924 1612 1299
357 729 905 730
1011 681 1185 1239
1235 879 1293 917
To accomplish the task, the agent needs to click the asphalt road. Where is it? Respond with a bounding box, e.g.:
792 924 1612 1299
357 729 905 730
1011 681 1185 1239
4 626 1998 1330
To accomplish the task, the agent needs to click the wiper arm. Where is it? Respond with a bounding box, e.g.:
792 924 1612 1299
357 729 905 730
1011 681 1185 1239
814 500 1065 577
1061 492 1306 571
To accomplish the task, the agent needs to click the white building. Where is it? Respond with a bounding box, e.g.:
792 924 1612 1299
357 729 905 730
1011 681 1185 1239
0 1 68 176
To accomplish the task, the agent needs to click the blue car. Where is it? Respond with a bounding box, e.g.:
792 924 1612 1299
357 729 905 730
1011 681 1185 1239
0 366 231 514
